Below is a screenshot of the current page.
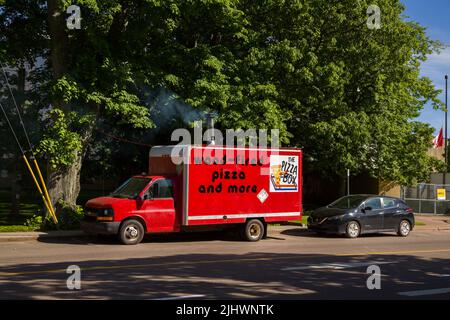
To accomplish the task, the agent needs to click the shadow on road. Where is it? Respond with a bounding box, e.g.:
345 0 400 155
37 229 244 245
281 228 402 239
0 251 449 299
37 227 413 246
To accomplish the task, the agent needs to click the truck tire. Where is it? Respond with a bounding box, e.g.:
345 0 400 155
241 219 265 241
119 219 145 245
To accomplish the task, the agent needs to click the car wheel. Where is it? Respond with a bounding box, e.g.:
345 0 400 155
119 219 145 245
345 221 360 238
397 220 411 237
241 219 265 241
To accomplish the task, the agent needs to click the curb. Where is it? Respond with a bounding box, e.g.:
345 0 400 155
415 227 450 231
0 230 87 243
0 225 449 243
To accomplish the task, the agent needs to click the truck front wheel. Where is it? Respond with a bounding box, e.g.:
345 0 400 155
119 220 145 245
241 219 265 241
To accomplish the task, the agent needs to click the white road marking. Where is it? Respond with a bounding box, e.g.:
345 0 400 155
282 261 396 271
152 294 206 300
398 288 450 297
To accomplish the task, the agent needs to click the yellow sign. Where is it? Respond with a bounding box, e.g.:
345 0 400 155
437 188 446 201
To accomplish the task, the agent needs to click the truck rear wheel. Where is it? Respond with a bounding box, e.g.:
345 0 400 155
241 219 265 241
119 219 145 245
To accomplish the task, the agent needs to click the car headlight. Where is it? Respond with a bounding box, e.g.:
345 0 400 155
328 215 343 221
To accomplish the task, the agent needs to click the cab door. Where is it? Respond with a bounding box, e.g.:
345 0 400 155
359 197 384 232
140 179 177 232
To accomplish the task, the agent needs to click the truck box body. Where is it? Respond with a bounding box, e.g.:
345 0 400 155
149 145 302 226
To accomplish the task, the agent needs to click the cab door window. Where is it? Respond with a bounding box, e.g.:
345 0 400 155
147 179 173 199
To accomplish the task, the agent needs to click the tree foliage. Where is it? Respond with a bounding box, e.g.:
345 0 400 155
0 0 445 205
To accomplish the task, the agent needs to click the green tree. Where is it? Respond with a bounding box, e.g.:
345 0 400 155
1 0 154 210
237 0 444 186
0 0 444 213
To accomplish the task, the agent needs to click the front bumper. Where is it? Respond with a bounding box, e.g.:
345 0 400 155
307 217 347 234
80 220 120 235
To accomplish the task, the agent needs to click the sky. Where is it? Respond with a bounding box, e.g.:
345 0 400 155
402 0 450 135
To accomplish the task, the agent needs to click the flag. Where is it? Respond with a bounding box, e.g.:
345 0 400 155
433 127 444 148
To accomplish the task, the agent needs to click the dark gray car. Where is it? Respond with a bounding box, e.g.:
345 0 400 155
307 194 415 238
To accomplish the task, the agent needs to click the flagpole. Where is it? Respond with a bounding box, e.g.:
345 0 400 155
445 75 448 185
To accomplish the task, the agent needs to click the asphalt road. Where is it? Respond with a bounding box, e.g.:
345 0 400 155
0 226 449 300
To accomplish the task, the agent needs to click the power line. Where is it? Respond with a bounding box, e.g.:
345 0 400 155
0 100 24 154
94 128 153 147
0 63 58 224
0 62 34 154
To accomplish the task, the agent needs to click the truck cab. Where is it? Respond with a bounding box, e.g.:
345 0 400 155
81 175 181 244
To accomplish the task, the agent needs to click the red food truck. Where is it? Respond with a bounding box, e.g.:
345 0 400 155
81 145 302 244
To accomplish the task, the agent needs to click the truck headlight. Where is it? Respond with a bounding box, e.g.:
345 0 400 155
101 208 114 216
97 208 114 221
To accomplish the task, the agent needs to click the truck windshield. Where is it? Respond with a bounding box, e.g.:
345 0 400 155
328 195 367 209
110 178 151 199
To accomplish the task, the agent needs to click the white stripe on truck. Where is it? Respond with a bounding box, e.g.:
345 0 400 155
188 212 300 221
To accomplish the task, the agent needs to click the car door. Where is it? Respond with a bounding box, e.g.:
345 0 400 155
141 179 177 232
382 197 401 230
359 197 384 232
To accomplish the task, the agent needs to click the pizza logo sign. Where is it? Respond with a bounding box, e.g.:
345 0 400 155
270 155 298 192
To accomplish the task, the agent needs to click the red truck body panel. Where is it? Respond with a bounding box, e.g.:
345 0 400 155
149 145 302 228
183 146 302 226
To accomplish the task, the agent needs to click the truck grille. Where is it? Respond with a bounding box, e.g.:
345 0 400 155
84 207 99 222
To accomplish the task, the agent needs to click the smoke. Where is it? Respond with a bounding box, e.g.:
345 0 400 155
144 87 207 129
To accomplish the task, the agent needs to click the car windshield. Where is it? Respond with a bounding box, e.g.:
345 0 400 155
328 195 367 209
110 178 151 199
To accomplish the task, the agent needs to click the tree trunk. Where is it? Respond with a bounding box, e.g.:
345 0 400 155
47 126 94 212
47 0 68 80
46 0 78 211
47 151 83 211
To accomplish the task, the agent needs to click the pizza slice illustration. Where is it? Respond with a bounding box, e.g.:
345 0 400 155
270 164 297 191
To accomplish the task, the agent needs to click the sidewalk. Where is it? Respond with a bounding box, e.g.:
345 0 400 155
414 214 450 231
0 230 86 242
277 214 450 231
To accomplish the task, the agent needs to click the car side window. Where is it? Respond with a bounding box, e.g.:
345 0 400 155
150 179 173 199
383 198 396 208
396 200 408 209
364 198 382 210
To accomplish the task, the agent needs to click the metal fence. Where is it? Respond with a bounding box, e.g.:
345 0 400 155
402 183 450 214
